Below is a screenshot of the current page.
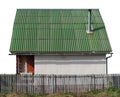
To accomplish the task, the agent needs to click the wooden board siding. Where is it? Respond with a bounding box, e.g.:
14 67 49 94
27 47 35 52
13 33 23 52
35 55 106 75
16 55 34 74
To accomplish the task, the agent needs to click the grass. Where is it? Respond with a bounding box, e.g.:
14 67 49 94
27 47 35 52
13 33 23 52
0 87 120 97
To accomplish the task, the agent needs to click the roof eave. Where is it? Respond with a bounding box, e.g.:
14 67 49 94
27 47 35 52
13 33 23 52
9 51 112 55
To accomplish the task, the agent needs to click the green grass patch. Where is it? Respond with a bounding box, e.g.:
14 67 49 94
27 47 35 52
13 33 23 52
1 87 120 97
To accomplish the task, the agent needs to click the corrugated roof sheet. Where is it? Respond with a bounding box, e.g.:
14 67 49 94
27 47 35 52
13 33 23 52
10 9 112 54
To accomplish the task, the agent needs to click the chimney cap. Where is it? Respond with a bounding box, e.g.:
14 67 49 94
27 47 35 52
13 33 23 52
88 9 92 11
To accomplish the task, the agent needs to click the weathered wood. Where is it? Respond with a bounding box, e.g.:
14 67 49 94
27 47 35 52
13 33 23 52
0 74 120 94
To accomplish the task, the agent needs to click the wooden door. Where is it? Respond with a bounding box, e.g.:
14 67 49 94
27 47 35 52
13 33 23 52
27 56 34 74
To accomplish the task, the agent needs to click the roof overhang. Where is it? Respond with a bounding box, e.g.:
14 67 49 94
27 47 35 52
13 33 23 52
9 51 112 56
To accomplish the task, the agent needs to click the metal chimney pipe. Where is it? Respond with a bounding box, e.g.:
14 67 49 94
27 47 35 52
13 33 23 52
88 9 92 32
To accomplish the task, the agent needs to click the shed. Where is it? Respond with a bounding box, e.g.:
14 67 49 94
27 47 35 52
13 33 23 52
10 9 112 75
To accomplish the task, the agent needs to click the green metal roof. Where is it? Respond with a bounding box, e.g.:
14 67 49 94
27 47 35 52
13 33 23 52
10 9 112 54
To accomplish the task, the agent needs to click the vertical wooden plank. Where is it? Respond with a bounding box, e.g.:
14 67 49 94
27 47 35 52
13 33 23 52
11 75 14 92
117 75 119 88
42 75 44 94
13 74 16 93
7 75 10 92
1 75 3 93
52 75 54 93
63 75 66 93
54 75 56 93
32 74 34 94
16 55 19 74
102 75 104 90
26 75 28 93
93 75 96 90
118 75 120 88
75 75 77 94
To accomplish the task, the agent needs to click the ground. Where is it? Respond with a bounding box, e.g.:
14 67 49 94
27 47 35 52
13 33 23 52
0 87 120 97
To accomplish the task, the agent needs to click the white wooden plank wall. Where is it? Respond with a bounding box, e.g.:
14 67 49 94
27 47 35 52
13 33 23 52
35 55 106 75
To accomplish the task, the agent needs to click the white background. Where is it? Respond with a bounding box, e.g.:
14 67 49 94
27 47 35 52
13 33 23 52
0 0 119 74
